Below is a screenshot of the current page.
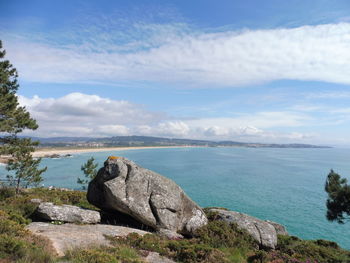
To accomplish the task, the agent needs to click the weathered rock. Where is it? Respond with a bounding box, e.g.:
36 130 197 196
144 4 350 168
209 208 278 249
266 220 288 235
26 222 150 257
36 202 100 224
87 157 207 236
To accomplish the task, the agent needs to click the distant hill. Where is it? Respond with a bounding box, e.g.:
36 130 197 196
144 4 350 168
32 135 331 148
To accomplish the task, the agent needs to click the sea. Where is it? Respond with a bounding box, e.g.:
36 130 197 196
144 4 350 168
1 147 349 249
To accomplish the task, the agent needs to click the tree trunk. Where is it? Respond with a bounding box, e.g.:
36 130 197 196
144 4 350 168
15 178 21 195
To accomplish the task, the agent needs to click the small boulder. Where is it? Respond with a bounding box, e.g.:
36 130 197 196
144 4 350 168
87 157 207 236
36 202 100 224
209 208 278 249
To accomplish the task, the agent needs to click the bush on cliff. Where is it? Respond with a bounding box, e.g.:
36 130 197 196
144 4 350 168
0 187 95 262
64 246 143 263
0 209 53 262
1 187 350 263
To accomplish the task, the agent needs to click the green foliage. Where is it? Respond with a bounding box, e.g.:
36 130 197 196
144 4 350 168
111 213 350 263
0 210 54 262
0 186 15 201
0 234 53 263
110 219 257 263
0 187 102 262
195 220 257 249
0 40 47 194
0 234 28 259
0 187 98 239
112 233 229 263
325 169 350 224
77 157 98 190
64 246 143 263
274 235 350 263
6 138 47 192
1 187 349 263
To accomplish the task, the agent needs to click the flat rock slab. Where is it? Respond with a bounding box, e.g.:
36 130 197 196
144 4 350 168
26 222 150 257
36 202 101 224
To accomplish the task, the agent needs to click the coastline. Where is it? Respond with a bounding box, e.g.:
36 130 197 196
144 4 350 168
0 146 195 164
33 145 195 157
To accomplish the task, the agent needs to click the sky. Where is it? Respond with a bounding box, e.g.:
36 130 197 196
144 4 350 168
1 0 350 146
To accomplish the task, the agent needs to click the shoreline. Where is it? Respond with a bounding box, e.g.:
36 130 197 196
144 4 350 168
33 145 195 157
0 144 333 164
0 146 195 164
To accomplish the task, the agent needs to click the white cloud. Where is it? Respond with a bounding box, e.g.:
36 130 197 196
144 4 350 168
18 93 315 143
184 112 311 130
135 121 190 137
18 93 164 137
3 22 350 87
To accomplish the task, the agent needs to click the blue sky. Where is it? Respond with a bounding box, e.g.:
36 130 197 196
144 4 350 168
1 0 350 145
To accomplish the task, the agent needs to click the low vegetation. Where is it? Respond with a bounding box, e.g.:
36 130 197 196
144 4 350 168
1 187 350 263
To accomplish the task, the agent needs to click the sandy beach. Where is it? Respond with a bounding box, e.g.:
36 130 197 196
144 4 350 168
0 146 194 164
32 146 193 157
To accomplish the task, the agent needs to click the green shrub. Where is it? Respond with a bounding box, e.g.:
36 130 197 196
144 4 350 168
1 188 350 263
0 187 15 201
168 241 228 263
0 218 27 236
195 220 257 249
112 232 230 263
0 234 28 259
275 235 350 263
64 246 143 263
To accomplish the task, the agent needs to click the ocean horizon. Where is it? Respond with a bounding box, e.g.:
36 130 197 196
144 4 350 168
1 146 349 249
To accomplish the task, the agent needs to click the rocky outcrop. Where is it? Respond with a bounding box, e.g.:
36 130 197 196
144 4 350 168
87 157 207 236
26 222 150 257
209 208 279 249
36 202 100 224
266 220 288 236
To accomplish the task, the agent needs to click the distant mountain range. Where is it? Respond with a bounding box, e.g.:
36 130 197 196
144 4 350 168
32 135 331 148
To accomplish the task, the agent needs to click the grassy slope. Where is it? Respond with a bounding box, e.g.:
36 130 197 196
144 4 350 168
0 187 349 263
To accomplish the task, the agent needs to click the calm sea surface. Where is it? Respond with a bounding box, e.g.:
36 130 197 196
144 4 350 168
1 147 350 249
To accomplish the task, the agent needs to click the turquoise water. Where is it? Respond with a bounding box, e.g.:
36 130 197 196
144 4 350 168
1 147 350 249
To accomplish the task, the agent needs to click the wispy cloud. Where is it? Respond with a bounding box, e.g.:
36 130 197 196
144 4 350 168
3 22 350 87
305 91 350 99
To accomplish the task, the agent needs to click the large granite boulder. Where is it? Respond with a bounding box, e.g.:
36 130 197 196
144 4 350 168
87 157 207 236
36 202 100 224
209 208 279 249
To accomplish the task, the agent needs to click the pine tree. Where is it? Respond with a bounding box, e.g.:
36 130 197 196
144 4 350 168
325 170 350 224
78 157 98 190
0 40 46 193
